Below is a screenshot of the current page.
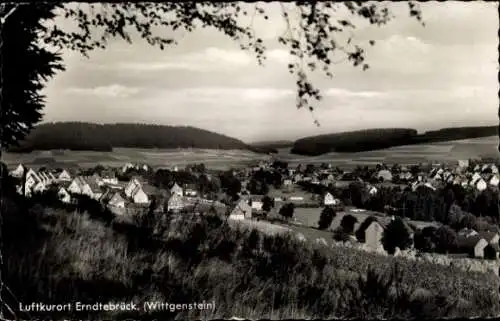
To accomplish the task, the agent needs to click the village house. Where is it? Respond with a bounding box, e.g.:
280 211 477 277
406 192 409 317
10 163 25 178
170 183 183 197
82 176 103 200
57 187 71 204
24 168 44 195
458 235 489 258
376 169 393 182
68 176 92 196
58 169 72 182
458 228 479 238
367 185 378 196
131 185 149 204
363 217 413 253
324 192 339 206
109 192 127 208
167 193 184 212
475 178 487 192
122 163 135 173
282 179 294 192
251 200 263 211
32 181 47 194
124 178 142 198
458 159 469 170
101 170 118 185
470 172 482 186
364 220 386 252
184 184 198 197
489 175 500 187
228 199 252 220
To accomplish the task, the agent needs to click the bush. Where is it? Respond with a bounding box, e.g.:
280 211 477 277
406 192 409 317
279 203 295 219
318 206 336 230
382 217 412 255
340 214 358 235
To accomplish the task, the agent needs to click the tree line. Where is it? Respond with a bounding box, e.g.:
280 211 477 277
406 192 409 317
291 126 498 155
7 122 253 152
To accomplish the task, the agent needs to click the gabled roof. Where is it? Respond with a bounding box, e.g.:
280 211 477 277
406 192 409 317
478 231 499 243
458 234 486 249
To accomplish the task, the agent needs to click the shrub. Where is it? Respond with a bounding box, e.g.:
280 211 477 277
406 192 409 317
318 206 336 230
382 217 412 255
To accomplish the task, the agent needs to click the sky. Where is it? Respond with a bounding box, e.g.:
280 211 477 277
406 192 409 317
41 1 499 143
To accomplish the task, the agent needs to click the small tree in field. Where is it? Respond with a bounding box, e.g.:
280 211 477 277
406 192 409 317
262 195 274 213
382 217 412 255
340 214 358 235
279 203 295 220
318 206 336 230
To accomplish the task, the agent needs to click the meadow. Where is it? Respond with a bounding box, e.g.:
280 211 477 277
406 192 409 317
3 136 497 170
4 193 500 320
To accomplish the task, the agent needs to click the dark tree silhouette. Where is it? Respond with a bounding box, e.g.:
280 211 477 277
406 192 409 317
318 206 336 230
340 214 358 235
382 217 412 255
279 203 295 219
261 196 274 213
413 226 437 253
1 2 424 147
433 225 458 254
1 4 64 148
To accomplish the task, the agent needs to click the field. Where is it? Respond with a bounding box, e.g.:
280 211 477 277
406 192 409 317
2 136 498 170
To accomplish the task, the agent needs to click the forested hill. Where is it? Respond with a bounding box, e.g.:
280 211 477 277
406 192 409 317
291 125 498 156
7 122 263 153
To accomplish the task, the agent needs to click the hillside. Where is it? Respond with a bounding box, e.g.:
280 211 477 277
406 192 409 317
7 122 264 153
291 126 498 156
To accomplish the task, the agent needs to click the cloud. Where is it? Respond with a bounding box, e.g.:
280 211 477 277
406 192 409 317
95 47 294 74
323 88 388 98
65 84 141 98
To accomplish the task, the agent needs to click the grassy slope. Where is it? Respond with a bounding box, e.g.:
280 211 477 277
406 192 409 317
4 192 500 320
291 126 498 156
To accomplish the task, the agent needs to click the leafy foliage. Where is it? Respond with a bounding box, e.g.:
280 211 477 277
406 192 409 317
1 4 65 148
279 203 295 219
382 217 412 255
262 195 274 212
340 214 358 235
318 206 335 230
2 2 423 147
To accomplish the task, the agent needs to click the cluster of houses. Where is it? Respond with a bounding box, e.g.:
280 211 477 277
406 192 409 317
9 157 500 261
9 163 194 214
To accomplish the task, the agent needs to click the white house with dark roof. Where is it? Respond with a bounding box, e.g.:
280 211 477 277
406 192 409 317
170 183 183 197
109 192 126 208
131 185 149 204
10 164 25 178
167 193 184 212
489 175 500 187
58 169 72 182
125 178 142 198
58 187 71 203
229 199 252 220
475 179 487 192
